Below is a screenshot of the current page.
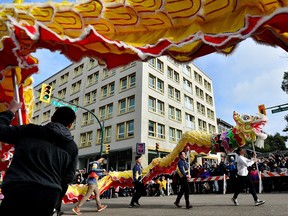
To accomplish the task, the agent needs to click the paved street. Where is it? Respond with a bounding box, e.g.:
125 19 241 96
59 193 288 216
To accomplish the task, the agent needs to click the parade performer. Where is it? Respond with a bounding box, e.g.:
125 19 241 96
72 157 107 215
0 100 78 216
174 151 192 209
129 155 145 208
231 147 265 206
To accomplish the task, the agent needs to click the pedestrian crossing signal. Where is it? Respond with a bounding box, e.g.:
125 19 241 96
40 84 52 103
258 104 266 115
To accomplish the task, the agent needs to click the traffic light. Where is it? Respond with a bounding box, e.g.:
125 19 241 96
40 84 52 103
105 144 110 154
258 104 266 115
155 143 159 152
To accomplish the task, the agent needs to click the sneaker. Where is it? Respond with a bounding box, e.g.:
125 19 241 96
174 202 182 208
135 202 141 206
72 206 81 215
231 198 238 206
128 203 135 208
255 200 265 206
97 205 107 212
186 205 193 209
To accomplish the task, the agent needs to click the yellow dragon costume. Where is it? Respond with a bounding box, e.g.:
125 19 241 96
64 111 267 203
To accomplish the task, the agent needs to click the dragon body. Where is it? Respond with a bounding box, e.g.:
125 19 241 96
63 111 268 204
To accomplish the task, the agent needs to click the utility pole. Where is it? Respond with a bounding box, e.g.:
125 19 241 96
51 95 105 156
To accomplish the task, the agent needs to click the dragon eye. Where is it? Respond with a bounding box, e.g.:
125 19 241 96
241 114 251 122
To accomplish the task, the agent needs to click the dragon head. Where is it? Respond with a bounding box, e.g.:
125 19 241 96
233 111 268 148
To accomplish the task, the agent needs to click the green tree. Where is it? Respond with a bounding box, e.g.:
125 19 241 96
281 71 288 93
281 72 288 132
257 133 288 152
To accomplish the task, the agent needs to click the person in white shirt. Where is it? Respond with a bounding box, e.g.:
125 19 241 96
231 147 265 206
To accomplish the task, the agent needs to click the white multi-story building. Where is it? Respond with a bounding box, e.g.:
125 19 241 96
33 56 217 170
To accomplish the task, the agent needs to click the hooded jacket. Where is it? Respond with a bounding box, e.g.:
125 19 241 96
0 110 78 191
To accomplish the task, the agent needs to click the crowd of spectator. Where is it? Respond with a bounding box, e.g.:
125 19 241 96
169 154 288 195
71 153 288 199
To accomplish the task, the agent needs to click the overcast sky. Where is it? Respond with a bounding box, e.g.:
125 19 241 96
2 0 288 137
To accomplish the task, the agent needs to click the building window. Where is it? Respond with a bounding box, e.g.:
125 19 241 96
149 74 164 93
183 65 191 77
168 85 181 102
149 96 164 115
149 74 156 89
184 95 194 111
88 58 98 69
149 58 156 66
176 129 182 142
157 78 164 93
175 108 182 122
42 110 51 123
96 126 114 144
185 113 195 129
79 131 93 148
157 123 165 139
169 127 176 142
35 102 41 111
194 71 203 85
156 59 163 72
118 96 135 114
60 73 69 85
99 103 113 120
183 78 192 93
104 126 112 143
168 105 181 122
195 86 204 100
32 115 39 124
148 121 156 137
82 110 95 125
168 106 175 120
197 102 205 116
207 108 215 120
73 64 84 77
204 79 212 92
102 68 116 79
58 88 66 99
148 120 165 139
101 82 115 99
71 80 81 94
48 80 56 89
157 100 165 116
208 124 216 134
148 96 156 112
84 90 97 105
198 119 207 132
167 66 180 83
87 71 99 87
117 120 134 140
70 97 79 106
120 73 136 91
206 93 213 106
169 127 182 143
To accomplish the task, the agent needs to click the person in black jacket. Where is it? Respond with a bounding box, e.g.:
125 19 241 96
0 100 78 216
174 151 192 209
129 155 145 208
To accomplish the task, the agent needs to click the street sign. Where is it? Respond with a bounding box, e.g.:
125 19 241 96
51 99 77 112
271 106 288 114
136 142 145 154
